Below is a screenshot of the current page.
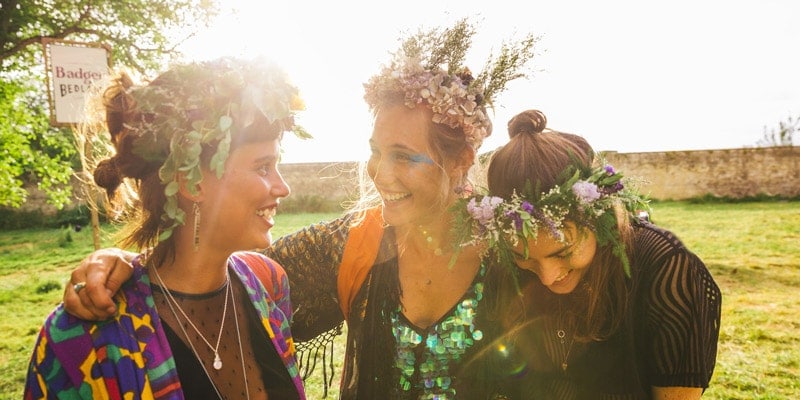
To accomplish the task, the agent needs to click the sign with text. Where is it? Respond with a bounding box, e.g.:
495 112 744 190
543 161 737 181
43 39 110 126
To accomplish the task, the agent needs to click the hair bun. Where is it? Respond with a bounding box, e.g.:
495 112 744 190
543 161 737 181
507 109 547 139
94 157 123 199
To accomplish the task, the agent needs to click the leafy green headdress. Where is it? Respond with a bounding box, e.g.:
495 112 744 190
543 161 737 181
119 57 311 241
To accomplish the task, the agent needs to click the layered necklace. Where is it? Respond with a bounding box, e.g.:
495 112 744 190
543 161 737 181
151 265 250 399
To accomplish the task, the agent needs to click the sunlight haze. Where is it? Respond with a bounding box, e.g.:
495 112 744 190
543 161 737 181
178 0 800 164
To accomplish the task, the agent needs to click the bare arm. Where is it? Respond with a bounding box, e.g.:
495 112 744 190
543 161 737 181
652 386 703 399
63 248 136 320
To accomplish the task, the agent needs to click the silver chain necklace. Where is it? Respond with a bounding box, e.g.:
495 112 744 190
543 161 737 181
153 265 229 370
151 265 250 399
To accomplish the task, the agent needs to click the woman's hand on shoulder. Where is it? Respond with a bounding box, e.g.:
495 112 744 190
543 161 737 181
64 248 136 320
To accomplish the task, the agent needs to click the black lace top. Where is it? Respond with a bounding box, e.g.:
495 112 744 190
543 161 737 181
500 222 722 399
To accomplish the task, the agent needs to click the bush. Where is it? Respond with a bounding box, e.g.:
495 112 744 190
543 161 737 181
51 204 94 228
0 204 101 230
0 208 47 230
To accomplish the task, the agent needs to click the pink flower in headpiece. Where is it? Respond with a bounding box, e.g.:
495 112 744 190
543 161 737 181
363 57 492 151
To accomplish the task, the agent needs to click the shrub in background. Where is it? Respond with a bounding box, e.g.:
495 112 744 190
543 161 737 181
0 204 101 230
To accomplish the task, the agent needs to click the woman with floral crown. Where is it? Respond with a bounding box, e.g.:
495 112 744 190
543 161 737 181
458 109 721 399
25 58 308 399
58 19 537 399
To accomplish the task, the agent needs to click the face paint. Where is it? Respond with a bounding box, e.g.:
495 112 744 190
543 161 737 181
409 153 434 165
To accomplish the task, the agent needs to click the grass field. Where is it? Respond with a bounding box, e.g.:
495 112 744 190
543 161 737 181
1 201 799 399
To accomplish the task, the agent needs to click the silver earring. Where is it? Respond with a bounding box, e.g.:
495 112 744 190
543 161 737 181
193 202 201 251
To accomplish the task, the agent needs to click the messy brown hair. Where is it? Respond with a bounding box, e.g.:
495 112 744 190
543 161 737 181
487 109 632 342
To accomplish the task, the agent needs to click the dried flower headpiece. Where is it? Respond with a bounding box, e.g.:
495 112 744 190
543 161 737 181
363 18 538 150
454 162 650 275
124 57 311 241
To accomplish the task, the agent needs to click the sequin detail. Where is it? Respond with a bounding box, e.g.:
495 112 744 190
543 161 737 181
392 263 486 399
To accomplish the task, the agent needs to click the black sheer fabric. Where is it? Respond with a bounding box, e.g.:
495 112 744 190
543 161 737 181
264 213 354 396
156 278 300 399
501 222 721 399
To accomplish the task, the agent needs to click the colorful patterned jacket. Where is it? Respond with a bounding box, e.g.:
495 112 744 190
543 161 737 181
24 252 305 399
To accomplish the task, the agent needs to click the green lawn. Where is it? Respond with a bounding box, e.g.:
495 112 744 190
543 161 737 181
2 202 799 399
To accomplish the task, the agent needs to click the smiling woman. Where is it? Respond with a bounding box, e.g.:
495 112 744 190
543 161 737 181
57 18 541 399
24 57 309 399
453 108 722 399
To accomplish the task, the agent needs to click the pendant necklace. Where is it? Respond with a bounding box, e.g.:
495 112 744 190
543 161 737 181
557 299 575 371
153 265 230 370
152 266 250 400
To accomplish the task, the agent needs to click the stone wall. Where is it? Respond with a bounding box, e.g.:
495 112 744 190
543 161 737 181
280 161 361 203
14 146 799 216
601 146 800 200
280 146 800 202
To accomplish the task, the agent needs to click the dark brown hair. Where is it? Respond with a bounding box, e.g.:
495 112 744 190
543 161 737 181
89 59 286 266
487 109 632 342
487 110 592 198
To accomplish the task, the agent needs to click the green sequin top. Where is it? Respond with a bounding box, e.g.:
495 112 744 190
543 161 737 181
392 264 487 399
265 211 514 399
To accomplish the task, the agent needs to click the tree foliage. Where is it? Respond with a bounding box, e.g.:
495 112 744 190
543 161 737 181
0 80 76 208
0 0 218 208
757 115 798 147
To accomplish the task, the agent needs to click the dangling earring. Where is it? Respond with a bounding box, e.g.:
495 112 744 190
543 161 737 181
193 202 201 251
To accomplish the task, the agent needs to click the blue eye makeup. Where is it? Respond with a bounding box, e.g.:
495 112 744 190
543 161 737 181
408 153 434 164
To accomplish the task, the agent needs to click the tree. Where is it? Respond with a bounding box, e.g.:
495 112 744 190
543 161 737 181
0 79 76 208
757 115 798 147
0 0 218 208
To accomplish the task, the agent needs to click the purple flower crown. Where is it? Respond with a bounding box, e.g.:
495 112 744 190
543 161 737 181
455 163 650 275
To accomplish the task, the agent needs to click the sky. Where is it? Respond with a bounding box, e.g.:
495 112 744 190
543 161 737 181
178 0 800 164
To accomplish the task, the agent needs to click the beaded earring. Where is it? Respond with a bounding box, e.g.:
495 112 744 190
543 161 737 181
192 202 201 251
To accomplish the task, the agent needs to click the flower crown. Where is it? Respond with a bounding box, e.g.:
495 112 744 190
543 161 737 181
363 18 537 150
124 57 311 241
455 162 650 275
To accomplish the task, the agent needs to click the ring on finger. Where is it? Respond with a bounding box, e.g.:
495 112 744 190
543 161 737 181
73 281 87 294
